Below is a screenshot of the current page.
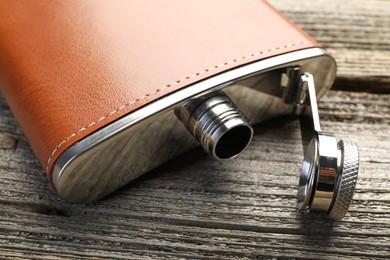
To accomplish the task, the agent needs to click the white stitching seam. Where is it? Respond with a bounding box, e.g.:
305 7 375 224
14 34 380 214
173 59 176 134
46 41 310 172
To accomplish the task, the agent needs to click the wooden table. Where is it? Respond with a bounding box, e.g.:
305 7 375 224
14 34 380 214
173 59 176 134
1 1 389 259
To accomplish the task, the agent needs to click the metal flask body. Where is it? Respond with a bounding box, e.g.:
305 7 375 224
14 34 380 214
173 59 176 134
52 48 336 203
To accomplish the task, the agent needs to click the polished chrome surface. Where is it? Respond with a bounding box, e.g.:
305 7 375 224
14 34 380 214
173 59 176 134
297 72 359 220
281 66 301 105
329 140 359 220
297 132 338 212
298 134 359 220
52 48 337 203
176 91 253 160
311 132 339 211
301 73 321 131
297 136 318 213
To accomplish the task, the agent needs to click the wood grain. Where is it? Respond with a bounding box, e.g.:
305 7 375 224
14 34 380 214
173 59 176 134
271 0 390 93
0 1 390 259
1 90 389 259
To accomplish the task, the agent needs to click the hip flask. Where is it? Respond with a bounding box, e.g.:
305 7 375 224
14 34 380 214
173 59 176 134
0 0 358 220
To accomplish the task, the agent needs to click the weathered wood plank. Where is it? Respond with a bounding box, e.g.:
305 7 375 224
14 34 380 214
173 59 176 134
0 90 389 259
270 0 390 93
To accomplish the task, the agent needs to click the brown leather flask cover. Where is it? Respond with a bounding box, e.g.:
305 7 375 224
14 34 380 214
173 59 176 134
0 0 330 202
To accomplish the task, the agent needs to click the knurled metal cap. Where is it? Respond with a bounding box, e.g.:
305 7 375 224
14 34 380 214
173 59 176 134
328 140 359 220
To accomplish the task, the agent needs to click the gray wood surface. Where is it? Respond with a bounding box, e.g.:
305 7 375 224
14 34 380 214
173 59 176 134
0 1 389 259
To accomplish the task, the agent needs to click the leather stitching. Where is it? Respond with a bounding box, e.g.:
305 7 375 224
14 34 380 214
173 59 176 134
46 40 311 172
